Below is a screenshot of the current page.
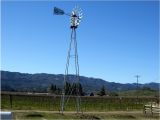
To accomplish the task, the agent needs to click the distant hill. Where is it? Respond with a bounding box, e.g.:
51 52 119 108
1 71 160 94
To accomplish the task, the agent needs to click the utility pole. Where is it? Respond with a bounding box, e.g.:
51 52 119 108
135 75 140 92
135 75 140 104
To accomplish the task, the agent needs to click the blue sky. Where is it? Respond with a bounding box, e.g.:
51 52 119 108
1 1 159 83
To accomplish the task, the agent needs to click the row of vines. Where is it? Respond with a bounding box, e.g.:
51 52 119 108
1 93 159 111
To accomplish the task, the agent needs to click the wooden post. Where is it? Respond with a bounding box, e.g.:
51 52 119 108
9 95 12 109
120 97 122 110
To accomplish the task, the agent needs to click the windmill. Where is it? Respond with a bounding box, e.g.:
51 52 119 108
54 6 83 114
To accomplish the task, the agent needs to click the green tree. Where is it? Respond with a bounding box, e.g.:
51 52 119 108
65 82 71 95
90 92 94 96
71 83 76 95
98 86 106 96
78 83 84 96
71 83 84 96
47 84 57 93
65 82 84 96
53 85 57 91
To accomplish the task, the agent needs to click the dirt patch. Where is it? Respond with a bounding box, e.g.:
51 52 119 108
77 114 100 120
110 114 136 119
25 113 44 118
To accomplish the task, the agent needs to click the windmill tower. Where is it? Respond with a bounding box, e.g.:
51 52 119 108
54 6 83 114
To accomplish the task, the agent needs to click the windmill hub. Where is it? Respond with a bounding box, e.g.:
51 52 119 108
70 12 78 28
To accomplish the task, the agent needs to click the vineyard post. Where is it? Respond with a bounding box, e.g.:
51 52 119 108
109 98 111 110
120 97 122 110
84 97 86 112
9 95 12 109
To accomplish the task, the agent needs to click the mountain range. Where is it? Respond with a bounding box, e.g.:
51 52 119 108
1 71 159 93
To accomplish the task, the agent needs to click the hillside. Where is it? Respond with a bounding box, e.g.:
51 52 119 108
1 71 159 94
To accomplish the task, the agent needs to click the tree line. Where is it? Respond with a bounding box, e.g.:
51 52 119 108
47 84 61 94
47 82 84 96
47 82 109 96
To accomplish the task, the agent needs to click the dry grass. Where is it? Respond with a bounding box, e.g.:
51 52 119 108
4 110 159 120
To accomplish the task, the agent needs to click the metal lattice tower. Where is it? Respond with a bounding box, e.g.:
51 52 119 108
54 6 83 114
135 75 140 99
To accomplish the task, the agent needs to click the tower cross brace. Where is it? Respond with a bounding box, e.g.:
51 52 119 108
60 11 82 114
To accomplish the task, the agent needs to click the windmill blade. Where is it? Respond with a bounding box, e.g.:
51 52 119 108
79 12 83 15
79 13 83 17
78 8 82 14
78 19 81 23
54 7 65 15
73 6 79 14
78 13 83 20
73 6 83 18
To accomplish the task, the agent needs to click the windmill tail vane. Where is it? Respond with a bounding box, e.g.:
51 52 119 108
54 7 65 15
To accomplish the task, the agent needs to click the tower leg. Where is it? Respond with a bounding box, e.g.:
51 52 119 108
60 28 82 113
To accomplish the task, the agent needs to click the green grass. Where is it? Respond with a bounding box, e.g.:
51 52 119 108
14 112 99 120
12 111 159 120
